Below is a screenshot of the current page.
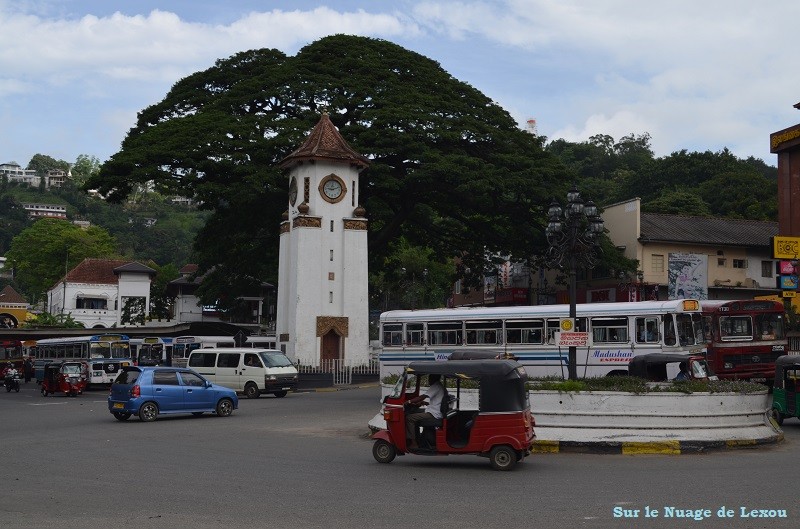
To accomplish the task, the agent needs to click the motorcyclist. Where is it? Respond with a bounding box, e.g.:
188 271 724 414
4 362 19 390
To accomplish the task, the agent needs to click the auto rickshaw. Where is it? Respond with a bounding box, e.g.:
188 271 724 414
770 355 800 425
371 359 535 471
628 353 716 382
40 361 88 397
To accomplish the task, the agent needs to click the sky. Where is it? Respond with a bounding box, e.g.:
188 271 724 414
2 0 799 169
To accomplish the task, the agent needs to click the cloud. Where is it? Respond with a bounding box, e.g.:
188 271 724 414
0 7 419 83
411 0 800 159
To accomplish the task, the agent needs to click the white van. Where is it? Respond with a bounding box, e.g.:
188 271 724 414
187 348 298 398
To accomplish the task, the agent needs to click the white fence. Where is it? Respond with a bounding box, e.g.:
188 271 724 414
297 359 379 386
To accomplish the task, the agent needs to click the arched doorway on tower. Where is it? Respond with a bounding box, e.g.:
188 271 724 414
320 329 341 362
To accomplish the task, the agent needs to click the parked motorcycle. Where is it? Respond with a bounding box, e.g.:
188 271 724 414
4 372 20 393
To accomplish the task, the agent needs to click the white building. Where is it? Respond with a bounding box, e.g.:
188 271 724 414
276 113 370 366
21 203 67 219
47 258 156 328
0 163 66 189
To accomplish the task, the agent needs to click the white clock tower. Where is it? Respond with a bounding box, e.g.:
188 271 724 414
275 113 370 366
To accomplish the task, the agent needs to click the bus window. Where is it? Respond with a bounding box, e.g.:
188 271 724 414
427 321 462 346
405 323 424 346
591 317 628 344
505 320 544 344
635 317 660 343
664 317 677 346
465 320 502 345
382 324 402 346
676 313 698 345
756 313 784 340
720 315 753 341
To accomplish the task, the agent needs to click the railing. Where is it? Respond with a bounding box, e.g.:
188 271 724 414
297 359 379 386
788 332 800 355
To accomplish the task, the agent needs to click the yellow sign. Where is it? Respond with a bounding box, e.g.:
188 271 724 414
559 318 574 332
783 291 797 298
773 236 800 259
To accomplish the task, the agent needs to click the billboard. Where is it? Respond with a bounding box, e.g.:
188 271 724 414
668 253 708 300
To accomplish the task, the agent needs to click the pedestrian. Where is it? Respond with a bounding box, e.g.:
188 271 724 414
24 357 33 383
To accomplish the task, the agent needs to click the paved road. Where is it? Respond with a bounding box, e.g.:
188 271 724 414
1 383 798 529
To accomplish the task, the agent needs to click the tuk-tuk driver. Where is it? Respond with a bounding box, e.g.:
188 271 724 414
405 374 446 449
674 362 691 381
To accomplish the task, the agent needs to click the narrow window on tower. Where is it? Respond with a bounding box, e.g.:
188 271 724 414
330 250 334 261
329 292 333 303
330 220 334 232
352 181 356 207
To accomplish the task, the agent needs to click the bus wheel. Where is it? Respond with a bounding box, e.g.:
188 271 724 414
489 446 517 471
373 440 396 463
139 402 159 422
770 408 784 426
243 383 260 399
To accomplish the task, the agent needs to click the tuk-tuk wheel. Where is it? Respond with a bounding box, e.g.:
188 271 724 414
372 440 397 464
40 388 46 397
770 408 784 426
489 446 517 471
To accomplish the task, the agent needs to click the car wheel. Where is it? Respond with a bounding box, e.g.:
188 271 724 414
273 391 288 398
216 398 234 417
113 412 131 421
770 408 784 426
243 383 260 399
138 402 159 422
489 446 517 471
372 440 396 464
192 412 204 416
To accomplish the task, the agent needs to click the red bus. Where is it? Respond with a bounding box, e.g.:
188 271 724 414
701 300 787 383
0 339 23 360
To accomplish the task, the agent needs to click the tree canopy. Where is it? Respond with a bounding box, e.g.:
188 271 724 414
5 219 118 302
86 35 572 305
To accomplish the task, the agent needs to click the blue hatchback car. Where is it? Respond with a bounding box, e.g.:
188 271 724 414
108 366 238 422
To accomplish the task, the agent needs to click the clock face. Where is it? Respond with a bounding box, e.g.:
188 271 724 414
288 177 298 205
323 178 343 200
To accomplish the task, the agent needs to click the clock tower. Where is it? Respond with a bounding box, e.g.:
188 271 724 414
276 113 370 366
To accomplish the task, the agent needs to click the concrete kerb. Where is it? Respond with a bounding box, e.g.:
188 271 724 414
296 382 381 393
531 432 785 455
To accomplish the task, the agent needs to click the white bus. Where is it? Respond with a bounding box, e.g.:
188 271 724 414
130 337 174 367
378 299 705 379
171 336 236 367
244 336 278 349
34 334 133 385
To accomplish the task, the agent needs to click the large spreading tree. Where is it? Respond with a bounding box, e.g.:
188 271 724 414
86 35 582 307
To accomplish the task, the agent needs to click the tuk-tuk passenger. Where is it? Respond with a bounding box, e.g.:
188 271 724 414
405 374 446 449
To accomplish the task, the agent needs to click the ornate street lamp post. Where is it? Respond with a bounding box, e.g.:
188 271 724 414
545 185 604 380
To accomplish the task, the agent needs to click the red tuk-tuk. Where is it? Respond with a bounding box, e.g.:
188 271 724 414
371 359 535 471
40 361 88 397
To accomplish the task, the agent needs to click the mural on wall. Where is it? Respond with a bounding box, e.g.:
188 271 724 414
668 253 708 300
